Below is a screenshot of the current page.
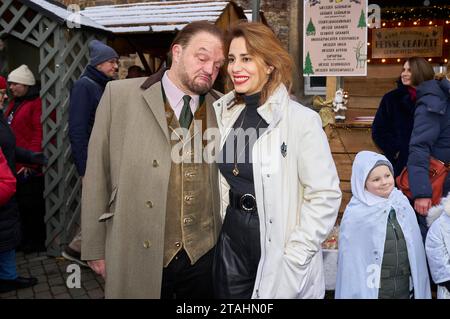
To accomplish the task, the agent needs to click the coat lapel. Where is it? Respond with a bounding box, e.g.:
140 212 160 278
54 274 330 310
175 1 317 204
141 82 170 143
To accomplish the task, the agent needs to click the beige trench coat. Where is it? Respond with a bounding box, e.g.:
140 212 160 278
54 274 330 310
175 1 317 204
81 77 222 298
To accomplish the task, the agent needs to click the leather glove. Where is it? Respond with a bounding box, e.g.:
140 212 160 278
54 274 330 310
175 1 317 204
30 152 48 166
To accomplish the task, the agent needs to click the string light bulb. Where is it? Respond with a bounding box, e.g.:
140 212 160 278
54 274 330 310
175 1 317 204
397 59 401 62
382 59 386 63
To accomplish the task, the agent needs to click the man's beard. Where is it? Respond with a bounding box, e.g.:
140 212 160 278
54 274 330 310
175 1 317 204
179 67 212 95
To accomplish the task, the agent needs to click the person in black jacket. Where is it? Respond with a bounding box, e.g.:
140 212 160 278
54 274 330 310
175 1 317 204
64 40 118 266
372 57 435 178
0 76 46 293
408 69 450 235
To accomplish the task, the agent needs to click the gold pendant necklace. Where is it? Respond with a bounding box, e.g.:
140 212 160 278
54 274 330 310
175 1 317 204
233 108 263 177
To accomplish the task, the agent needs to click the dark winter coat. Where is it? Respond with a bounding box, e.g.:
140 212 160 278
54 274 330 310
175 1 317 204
0 112 19 252
407 78 450 199
0 109 40 252
372 81 416 177
69 65 112 176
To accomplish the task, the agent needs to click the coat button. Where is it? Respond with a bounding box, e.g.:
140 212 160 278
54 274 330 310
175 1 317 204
269 218 273 224
175 242 181 248
185 171 195 178
184 195 192 202
146 200 153 208
143 240 151 248
153 160 159 167
184 217 193 224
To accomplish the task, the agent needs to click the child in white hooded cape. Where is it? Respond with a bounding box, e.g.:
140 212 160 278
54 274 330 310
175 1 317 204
425 193 450 299
335 151 430 299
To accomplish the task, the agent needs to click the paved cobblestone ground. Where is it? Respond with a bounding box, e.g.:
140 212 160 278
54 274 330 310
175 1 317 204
0 251 105 299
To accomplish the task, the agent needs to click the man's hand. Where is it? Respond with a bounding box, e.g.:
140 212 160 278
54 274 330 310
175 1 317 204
88 259 106 279
414 198 432 216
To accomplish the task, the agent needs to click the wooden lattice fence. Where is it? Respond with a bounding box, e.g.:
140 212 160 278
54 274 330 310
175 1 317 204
0 0 106 256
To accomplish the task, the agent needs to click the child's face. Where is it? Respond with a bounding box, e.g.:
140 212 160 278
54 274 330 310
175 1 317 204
365 165 394 198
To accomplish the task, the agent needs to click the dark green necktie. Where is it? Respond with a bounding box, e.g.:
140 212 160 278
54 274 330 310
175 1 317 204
179 95 193 129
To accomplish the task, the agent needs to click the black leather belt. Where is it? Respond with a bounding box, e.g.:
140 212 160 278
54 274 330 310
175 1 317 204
229 190 257 213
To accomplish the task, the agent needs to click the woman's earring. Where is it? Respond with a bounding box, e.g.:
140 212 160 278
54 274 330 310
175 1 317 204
267 66 274 75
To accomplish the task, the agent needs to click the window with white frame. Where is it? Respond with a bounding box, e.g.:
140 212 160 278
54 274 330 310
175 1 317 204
304 76 327 95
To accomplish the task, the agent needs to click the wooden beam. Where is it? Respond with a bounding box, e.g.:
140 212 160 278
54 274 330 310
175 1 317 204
289 0 302 98
125 38 152 75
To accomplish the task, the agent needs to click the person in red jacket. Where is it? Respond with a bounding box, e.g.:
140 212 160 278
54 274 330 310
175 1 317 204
5 65 46 253
0 78 37 292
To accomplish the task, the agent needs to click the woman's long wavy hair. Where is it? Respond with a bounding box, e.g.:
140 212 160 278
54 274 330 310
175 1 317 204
225 22 294 105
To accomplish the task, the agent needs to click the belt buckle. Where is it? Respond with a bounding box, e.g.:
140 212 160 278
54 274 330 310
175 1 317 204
240 194 256 212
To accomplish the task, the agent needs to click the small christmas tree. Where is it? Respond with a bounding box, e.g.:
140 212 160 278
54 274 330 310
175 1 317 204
306 18 316 36
357 9 366 28
304 52 314 75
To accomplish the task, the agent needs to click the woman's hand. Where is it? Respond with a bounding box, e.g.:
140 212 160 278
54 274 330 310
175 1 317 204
414 198 432 216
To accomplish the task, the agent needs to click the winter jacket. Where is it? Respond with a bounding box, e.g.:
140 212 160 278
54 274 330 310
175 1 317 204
372 81 416 177
4 85 43 173
425 194 450 299
0 110 41 252
0 113 20 252
213 84 342 299
407 78 450 199
0 148 15 207
378 209 411 299
69 65 113 176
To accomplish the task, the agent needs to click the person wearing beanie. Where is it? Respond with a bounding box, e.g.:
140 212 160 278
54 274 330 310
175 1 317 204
7 64 35 86
64 40 119 266
4 65 47 254
88 40 119 68
0 72 48 292
335 151 431 299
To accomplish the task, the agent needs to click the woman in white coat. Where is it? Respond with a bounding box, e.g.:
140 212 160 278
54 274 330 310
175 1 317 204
212 22 342 299
426 194 450 299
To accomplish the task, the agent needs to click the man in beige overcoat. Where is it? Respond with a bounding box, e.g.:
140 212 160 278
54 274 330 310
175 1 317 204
81 21 225 298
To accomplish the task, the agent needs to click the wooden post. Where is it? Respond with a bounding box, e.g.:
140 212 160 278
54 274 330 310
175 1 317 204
252 0 260 22
289 0 302 99
326 76 338 100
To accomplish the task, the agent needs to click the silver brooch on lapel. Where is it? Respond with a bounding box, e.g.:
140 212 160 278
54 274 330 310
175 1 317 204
281 142 287 158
